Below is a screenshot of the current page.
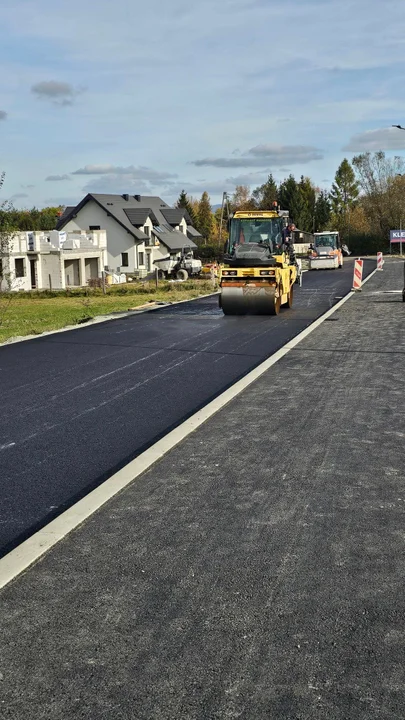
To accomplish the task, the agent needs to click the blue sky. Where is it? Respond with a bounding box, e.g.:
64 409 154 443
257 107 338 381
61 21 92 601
2 0 405 208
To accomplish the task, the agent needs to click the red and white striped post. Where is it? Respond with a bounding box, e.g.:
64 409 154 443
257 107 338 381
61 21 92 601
352 258 363 291
377 252 384 270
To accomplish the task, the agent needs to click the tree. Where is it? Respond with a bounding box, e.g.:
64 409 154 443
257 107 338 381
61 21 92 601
176 189 197 225
278 174 305 228
252 174 278 209
211 207 229 248
330 159 359 213
352 151 405 237
314 190 331 232
195 191 214 241
37 207 62 230
231 185 255 210
346 204 371 235
0 206 63 231
298 175 316 232
330 159 359 238
189 197 200 220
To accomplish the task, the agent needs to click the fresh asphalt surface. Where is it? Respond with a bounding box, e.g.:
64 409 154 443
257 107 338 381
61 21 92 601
1 260 404 720
0 259 374 557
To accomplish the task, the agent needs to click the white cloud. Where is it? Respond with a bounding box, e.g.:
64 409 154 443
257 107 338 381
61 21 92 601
76 164 181 194
163 180 228 199
163 173 270 199
44 196 81 207
343 127 405 152
45 174 71 181
72 165 177 182
81 175 153 194
193 144 323 168
31 81 85 106
225 172 269 185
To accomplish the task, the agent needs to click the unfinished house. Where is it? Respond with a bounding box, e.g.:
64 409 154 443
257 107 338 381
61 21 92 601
0 229 107 291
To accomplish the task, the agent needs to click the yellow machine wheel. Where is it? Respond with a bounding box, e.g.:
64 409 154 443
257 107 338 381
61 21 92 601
273 290 281 315
284 284 294 308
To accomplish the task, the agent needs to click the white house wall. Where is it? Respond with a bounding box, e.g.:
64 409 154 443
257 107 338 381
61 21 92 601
39 253 63 290
63 200 139 272
0 256 30 292
61 200 196 276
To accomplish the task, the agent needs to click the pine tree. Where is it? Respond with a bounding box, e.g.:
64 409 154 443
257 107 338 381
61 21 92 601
278 175 305 228
330 159 359 239
330 159 359 215
196 191 213 241
176 189 197 225
298 176 316 232
252 174 278 209
314 191 331 232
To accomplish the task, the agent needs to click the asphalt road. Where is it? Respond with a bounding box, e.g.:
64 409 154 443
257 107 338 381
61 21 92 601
1 260 404 720
0 260 374 556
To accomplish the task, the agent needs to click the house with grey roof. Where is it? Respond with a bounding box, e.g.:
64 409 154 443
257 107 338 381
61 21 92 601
56 193 203 277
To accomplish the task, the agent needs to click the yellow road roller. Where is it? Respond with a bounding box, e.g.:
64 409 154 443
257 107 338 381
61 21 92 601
219 207 299 315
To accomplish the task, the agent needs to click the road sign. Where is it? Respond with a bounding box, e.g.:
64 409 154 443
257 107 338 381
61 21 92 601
390 230 405 243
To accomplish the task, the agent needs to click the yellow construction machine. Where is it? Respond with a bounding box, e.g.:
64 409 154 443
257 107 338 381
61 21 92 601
219 204 299 315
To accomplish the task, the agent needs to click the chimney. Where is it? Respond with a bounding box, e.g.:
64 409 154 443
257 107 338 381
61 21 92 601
134 194 141 202
122 194 129 201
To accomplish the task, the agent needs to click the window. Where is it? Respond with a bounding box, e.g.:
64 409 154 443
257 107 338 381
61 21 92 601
314 233 338 249
138 252 145 266
89 225 101 231
121 252 129 267
144 225 150 237
15 258 25 278
229 217 283 253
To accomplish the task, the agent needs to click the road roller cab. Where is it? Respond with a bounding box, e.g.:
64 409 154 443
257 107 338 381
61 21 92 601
309 231 343 270
220 207 298 315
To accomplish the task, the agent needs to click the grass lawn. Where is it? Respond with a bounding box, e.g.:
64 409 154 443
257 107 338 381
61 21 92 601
0 280 216 343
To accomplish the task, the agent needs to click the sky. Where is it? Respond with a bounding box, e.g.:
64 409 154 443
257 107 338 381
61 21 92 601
2 0 405 208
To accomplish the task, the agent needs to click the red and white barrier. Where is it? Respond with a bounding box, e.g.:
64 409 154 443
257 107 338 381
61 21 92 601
377 252 384 270
352 258 363 291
